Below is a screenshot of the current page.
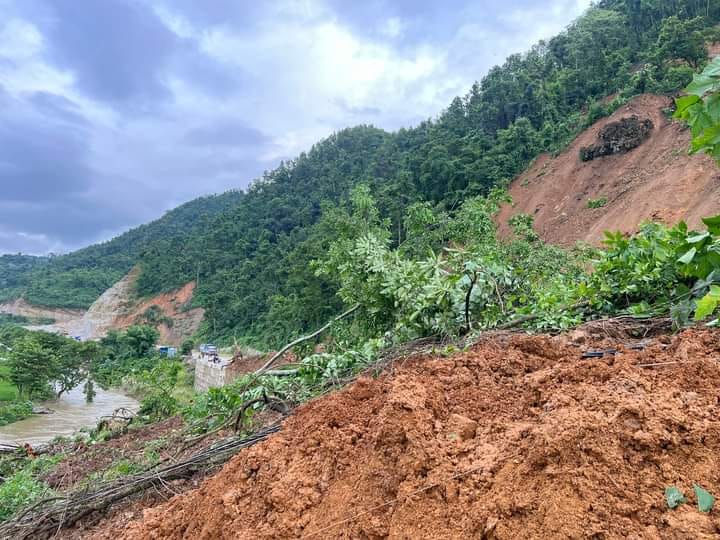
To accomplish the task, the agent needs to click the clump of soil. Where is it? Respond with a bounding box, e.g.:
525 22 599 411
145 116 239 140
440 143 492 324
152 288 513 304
112 329 720 539
580 116 654 161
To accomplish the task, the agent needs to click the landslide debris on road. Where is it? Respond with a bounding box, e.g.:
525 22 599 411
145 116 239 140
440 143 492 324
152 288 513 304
108 329 720 539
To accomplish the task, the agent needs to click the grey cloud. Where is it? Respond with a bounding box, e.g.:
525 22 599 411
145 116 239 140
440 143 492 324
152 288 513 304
172 44 248 99
0 196 128 241
28 91 89 126
154 0 266 28
0 94 91 202
0 0 589 255
38 0 178 104
183 121 271 148
333 98 382 117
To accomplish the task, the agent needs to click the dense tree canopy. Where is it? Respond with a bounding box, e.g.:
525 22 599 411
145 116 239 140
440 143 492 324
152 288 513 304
2 1 719 348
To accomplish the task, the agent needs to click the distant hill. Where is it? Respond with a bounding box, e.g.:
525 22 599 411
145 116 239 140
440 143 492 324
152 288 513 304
2 0 718 348
0 254 49 303
4 192 243 309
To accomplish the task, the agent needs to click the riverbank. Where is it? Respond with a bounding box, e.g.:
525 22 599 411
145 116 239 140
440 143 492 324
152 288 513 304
0 401 33 427
0 385 138 447
0 411 238 535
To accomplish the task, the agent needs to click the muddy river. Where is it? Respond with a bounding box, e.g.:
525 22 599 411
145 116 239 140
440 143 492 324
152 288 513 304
0 385 138 446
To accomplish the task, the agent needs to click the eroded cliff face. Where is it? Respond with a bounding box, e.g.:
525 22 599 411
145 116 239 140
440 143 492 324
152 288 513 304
9 269 203 345
113 280 204 346
497 94 720 246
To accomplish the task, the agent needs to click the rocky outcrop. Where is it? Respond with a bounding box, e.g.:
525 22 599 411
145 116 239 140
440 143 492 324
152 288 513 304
580 115 654 161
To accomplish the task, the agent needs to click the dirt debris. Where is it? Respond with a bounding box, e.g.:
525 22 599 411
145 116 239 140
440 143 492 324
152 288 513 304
87 328 720 539
497 94 720 245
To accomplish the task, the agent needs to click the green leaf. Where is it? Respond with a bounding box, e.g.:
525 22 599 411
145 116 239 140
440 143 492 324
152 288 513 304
695 285 720 321
665 486 687 509
694 484 715 513
686 232 710 244
675 95 701 116
687 72 720 97
706 93 720 123
678 247 697 265
702 215 720 235
705 57 720 77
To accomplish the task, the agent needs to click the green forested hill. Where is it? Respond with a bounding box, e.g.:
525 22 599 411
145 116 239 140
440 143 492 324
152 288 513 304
2 1 718 346
3 192 243 309
0 255 49 303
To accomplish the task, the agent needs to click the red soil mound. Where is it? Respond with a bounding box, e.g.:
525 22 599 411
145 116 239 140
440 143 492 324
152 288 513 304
497 94 720 246
113 329 720 539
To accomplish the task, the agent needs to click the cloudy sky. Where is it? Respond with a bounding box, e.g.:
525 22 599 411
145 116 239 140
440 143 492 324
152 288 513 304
0 0 591 255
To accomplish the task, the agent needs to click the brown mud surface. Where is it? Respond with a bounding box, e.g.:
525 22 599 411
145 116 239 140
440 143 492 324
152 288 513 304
497 94 720 246
114 280 204 346
94 328 720 539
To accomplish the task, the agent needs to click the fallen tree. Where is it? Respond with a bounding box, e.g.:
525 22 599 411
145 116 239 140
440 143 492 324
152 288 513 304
0 424 281 540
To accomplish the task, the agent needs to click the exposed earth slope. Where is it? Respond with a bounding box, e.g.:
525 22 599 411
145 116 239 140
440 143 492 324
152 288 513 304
0 298 83 325
13 270 203 345
102 328 720 539
497 94 720 245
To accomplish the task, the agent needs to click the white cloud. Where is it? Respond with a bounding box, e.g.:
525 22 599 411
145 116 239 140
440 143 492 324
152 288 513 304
378 17 405 39
0 19 73 96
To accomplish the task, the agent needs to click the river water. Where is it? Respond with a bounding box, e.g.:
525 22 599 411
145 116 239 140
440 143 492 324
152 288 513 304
0 385 138 446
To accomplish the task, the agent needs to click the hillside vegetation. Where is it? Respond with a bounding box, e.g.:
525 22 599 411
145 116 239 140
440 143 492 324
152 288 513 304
2 1 719 349
1 193 243 310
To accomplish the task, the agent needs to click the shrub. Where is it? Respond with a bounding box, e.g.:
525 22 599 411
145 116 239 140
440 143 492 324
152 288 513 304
0 401 33 427
587 197 608 209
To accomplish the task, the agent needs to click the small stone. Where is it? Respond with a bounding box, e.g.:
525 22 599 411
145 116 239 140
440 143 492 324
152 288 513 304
447 413 477 441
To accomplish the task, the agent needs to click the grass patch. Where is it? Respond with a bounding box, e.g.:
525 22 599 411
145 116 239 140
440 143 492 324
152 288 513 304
0 454 60 522
0 401 33 427
0 364 18 402
587 197 608 209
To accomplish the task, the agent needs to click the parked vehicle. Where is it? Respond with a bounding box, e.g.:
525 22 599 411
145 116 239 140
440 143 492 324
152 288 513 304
158 346 177 358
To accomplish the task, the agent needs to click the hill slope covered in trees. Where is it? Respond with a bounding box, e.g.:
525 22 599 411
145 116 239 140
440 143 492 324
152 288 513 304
0 192 243 309
2 1 719 348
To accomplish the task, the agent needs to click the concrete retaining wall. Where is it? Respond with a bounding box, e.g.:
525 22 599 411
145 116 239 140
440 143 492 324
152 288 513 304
193 358 251 392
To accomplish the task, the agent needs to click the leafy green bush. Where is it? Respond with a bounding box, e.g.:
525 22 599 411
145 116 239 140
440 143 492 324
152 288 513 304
586 216 720 325
587 197 608 209
0 401 33 427
674 57 720 160
0 469 52 522
132 359 191 419
586 223 689 313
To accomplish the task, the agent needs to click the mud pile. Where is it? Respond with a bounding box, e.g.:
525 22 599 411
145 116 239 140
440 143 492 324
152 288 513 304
110 329 720 539
580 116 653 161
